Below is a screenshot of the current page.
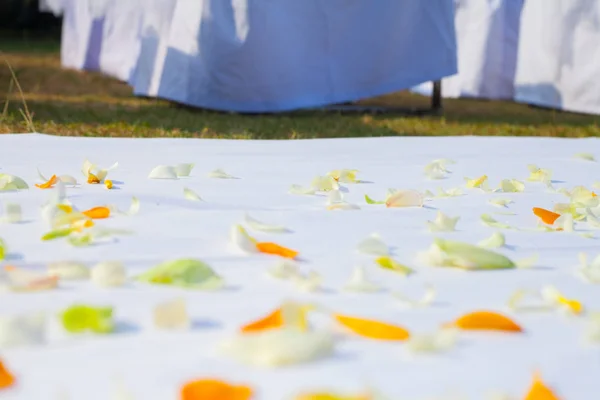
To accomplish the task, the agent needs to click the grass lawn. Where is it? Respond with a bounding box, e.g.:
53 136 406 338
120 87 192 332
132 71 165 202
1 36 600 139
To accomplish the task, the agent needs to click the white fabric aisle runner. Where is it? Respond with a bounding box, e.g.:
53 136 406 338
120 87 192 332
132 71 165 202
1 134 600 399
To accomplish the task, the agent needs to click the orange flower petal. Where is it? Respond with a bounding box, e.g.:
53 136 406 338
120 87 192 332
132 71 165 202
82 207 110 219
335 314 410 341
453 310 523 332
87 172 100 184
0 360 16 390
524 371 561 400
240 308 282 333
256 242 298 259
533 207 561 225
181 379 253 400
35 174 57 189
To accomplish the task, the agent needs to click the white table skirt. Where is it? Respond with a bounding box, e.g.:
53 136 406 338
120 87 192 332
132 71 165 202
514 0 600 115
1 134 600 399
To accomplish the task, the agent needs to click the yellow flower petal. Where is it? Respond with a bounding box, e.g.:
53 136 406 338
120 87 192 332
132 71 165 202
541 286 584 315
465 175 488 188
334 314 410 341
105 180 113 189
327 169 359 183
374 256 414 276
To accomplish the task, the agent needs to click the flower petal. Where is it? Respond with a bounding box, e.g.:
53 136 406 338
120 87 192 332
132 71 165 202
424 160 449 180
245 213 288 233
0 312 46 349
174 163 194 177
327 190 344 205
4 267 59 292
183 187 203 202
489 198 513 208
292 271 322 293
574 152 596 162
452 311 522 332
356 234 389 256
0 238 5 261
153 298 190 330
220 329 335 367
59 175 78 186
231 225 258 253
137 259 223 290
364 194 385 204
47 261 90 280
0 360 16 389
91 261 127 287
585 312 600 343
267 260 299 280
256 242 298 259
578 252 600 284
506 289 554 313
334 314 410 341
311 176 338 191
385 190 423 208
342 266 382 292
481 214 512 229
327 202 360 210
105 180 113 189
208 168 236 179
374 256 414 276
465 175 488 188
327 169 359 183
181 379 253 400
541 286 584 315
419 239 515 270
82 206 111 219
393 285 436 308
516 254 540 269
405 328 458 354
426 211 459 232
527 165 552 183
499 179 525 193
436 187 464 198
289 185 316 195
1 203 22 224
241 302 311 333
294 391 369 400
523 372 560 400
478 232 506 248
532 207 561 225
61 305 114 334
554 214 574 232
148 165 178 179
35 174 58 189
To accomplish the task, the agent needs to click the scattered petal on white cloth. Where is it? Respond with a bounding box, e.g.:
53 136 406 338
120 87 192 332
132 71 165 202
47 261 90 280
244 213 288 233
183 187 203 202
356 233 389 256
208 168 236 179
426 211 459 232
1 202 22 223
342 266 382 293
153 298 190 330
393 285 436 308
91 261 127 287
0 312 46 349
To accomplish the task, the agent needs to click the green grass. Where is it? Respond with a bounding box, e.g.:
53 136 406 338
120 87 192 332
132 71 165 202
1 37 600 138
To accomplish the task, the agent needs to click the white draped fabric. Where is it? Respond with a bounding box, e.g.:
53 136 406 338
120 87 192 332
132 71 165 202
46 0 457 113
413 0 524 100
514 0 600 115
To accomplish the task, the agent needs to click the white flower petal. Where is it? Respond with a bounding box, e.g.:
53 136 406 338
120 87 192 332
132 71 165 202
478 232 506 248
208 168 236 179
148 165 178 179
393 285 436 308
578 252 600 284
311 176 339 191
574 153 596 162
267 261 299 280
1 203 22 223
436 187 464 198
153 298 190 330
245 213 288 233
424 160 448 180
127 197 140 216
426 211 459 232
327 190 344 205
481 214 512 229
554 213 574 232
585 312 600 343
3 268 58 292
0 174 29 190
174 163 194 177
91 261 127 287
326 202 360 210
515 254 540 269
405 328 458 354
58 175 78 186
385 190 423 208
183 187 203 202
48 261 90 280
0 312 46 349
230 224 258 253
292 271 322 292
488 198 513 208
342 265 382 292
289 184 316 195
220 328 335 367
499 179 525 193
506 289 553 312
356 234 389 256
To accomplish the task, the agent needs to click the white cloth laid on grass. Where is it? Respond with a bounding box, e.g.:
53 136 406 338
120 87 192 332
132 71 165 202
131 0 457 112
412 0 524 100
515 0 600 115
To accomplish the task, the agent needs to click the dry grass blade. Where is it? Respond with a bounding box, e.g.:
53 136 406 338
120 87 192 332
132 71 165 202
1 78 13 121
2 53 36 132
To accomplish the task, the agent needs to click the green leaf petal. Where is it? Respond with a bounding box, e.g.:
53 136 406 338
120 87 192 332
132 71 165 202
434 238 515 270
364 194 384 205
61 305 114 334
137 259 223 290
